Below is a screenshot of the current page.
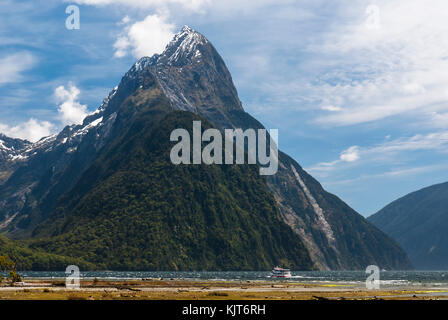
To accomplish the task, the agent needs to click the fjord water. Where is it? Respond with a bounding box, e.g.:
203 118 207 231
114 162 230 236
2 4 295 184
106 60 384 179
14 271 448 287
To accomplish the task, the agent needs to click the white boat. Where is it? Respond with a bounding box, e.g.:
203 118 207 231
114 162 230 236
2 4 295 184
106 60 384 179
270 266 291 278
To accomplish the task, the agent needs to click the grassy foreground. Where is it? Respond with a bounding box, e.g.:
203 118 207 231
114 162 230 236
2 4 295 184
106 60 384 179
0 279 447 300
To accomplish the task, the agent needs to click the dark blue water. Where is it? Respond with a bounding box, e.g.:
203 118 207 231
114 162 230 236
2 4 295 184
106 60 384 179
9 270 448 287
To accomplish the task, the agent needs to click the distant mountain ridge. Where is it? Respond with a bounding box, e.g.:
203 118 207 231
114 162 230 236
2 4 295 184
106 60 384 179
0 134 31 184
0 26 411 271
369 182 448 270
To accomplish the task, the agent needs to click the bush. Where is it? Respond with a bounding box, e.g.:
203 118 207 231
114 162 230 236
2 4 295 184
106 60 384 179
9 271 22 283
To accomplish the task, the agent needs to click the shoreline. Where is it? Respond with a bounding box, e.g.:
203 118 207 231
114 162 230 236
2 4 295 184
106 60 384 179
1 279 448 300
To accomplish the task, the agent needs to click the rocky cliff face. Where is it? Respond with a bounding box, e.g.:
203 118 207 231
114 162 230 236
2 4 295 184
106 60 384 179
0 134 32 182
0 26 411 270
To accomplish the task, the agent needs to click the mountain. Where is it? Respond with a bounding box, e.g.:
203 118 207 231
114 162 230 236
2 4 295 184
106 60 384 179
0 94 115 235
28 111 314 270
0 26 411 270
368 182 448 270
0 134 31 184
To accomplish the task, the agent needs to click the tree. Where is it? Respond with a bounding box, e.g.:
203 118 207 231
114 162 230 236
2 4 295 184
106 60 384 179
0 255 14 271
0 255 21 284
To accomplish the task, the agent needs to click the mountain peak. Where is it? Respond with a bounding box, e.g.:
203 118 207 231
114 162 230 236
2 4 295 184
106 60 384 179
180 25 194 33
103 25 243 120
161 25 208 65
126 26 208 74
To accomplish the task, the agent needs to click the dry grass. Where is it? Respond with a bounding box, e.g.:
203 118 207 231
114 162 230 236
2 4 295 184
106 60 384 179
0 279 444 300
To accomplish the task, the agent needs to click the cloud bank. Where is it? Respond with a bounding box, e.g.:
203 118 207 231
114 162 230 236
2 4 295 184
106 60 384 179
68 0 210 12
0 119 54 143
312 0 448 127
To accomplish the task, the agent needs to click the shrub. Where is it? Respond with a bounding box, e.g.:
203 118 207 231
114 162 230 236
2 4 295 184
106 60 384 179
9 271 22 283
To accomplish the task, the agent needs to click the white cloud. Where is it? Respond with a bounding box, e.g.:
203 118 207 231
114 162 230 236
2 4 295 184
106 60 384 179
308 130 448 174
55 83 89 126
114 14 175 58
0 83 91 142
69 0 210 13
67 0 299 13
309 0 448 127
340 146 360 162
324 164 448 187
429 112 448 129
113 36 131 58
321 105 341 112
0 119 54 142
366 131 448 155
117 15 130 26
0 52 35 85
306 145 361 174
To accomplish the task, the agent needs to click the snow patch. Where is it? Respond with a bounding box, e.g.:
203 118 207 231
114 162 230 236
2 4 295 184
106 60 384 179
0 140 12 151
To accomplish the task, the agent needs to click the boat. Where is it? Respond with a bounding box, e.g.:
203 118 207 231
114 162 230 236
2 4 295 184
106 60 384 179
270 266 291 278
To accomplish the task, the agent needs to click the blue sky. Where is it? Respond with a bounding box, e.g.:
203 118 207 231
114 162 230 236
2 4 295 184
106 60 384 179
1 0 448 216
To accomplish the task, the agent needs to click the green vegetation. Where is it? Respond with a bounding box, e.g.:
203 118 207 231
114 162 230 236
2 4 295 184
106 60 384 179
369 181 448 269
0 255 17 283
0 235 93 271
26 108 314 271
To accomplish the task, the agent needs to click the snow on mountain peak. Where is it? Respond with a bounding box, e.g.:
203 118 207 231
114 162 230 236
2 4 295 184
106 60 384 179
125 26 208 80
181 25 193 33
164 26 208 63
